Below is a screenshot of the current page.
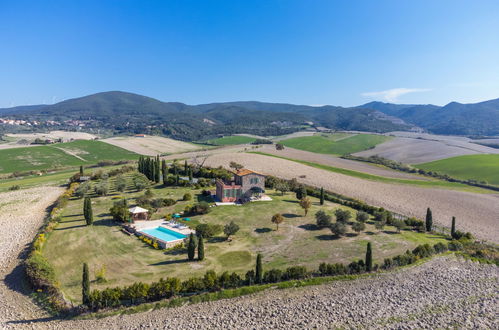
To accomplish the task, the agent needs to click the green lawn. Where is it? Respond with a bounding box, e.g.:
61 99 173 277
204 135 256 145
0 140 138 174
416 154 499 186
280 133 391 155
42 173 448 303
250 152 491 193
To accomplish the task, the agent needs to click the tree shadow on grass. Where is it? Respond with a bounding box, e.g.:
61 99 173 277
255 227 272 234
345 233 359 238
316 234 341 240
365 231 376 235
93 219 115 227
150 259 191 266
383 230 399 235
54 224 86 230
298 224 320 231
62 213 82 218
282 213 300 218
208 237 226 243
283 199 298 204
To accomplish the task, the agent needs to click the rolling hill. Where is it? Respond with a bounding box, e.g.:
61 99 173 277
362 99 499 135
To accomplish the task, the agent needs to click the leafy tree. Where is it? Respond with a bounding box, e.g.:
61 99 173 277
187 233 196 261
365 242 373 272
334 208 352 223
109 198 129 222
351 221 366 234
374 220 386 231
392 219 406 233
330 222 347 237
320 187 325 205
197 235 205 261
183 193 192 201
224 221 240 239
275 180 289 196
271 213 284 230
315 210 332 228
256 253 263 284
229 161 244 171
374 211 388 223
275 143 284 150
145 188 154 199
356 211 369 222
451 216 456 239
133 174 148 191
299 197 312 216
95 181 108 196
295 186 307 200
195 223 222 238
82 263 90 306
425 207 433 232
115 175 127 192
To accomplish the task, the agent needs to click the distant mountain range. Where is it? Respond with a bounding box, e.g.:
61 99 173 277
0 91 498 140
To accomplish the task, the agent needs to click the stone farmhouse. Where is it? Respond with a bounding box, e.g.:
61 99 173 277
215 169 266 203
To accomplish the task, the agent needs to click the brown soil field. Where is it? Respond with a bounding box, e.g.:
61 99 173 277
0 131 97 150
203 152 499 243
102 136 201 156
257 145 428 180
356 131 499 164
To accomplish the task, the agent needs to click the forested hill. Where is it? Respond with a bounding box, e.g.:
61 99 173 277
361 98 499 136
0 91 409 140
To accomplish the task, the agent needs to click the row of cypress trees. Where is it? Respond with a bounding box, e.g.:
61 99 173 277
187 233 205 261
138 155 161 183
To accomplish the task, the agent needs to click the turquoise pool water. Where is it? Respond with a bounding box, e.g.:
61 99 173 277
140 226 187 242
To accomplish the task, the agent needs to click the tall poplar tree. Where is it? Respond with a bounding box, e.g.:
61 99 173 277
451 216 456 239
197 235 205 261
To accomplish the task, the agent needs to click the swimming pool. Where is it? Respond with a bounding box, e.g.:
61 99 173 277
139 226 187 242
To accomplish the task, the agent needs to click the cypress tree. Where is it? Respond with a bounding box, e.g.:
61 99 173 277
184 160 188 175
320 187 324 205
154 157 160 183
82 263 90 306
138 156 142 173
84 197 93 225
79 165 83 175
148 159 154 181
451 216 456 239
176 175 180 186
161 160 167 185
187 233 196 261
197 235 205 261
255 253 263 284
188 167 193 181
425 207 433 232
365 242 373 272
173 163 178 177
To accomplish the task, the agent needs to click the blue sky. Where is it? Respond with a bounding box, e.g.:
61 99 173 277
1 0 498 108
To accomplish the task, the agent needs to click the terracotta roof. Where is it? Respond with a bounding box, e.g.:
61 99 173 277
232 168 265 176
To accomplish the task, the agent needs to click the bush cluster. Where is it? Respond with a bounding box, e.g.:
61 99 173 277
138 235 161 249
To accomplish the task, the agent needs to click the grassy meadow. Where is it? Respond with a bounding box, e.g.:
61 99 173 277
0 140 138 174
279 133 391 155
204 135 256 145
416 154 499 186
42 171 448 303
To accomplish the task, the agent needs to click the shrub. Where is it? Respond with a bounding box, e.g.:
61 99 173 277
195 224 222 238
188 202 211 215
448 241 463 251
318 262 347 276
334 209 352 223
412 244 434 258
263 269 283 283
356 211 369 222
282 266 308 280
351 221 366 234
183 193 192 201
8 185 20 191
224 221 240 239
330 222 347 237
315 210 332 228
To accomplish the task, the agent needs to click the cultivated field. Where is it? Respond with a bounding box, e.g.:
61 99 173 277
103 136 200 156
0 140 137 174
203 152 499 243
355 131 499 164
204 135 257 145
0 131 98 150
280 133 391 155
416 154 499 185
0 187 64 327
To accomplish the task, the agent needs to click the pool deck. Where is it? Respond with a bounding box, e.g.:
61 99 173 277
131 219 195 248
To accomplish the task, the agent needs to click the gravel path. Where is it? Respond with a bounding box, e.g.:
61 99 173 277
204 153 499 243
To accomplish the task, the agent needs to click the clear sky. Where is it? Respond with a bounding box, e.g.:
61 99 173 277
1 0 498 108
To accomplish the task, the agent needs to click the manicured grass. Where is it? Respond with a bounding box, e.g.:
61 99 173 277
280 133 391 155
250 152 492 193
416 154 499 186
42 172 448 303
0 140 138 174
204 135 256 145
